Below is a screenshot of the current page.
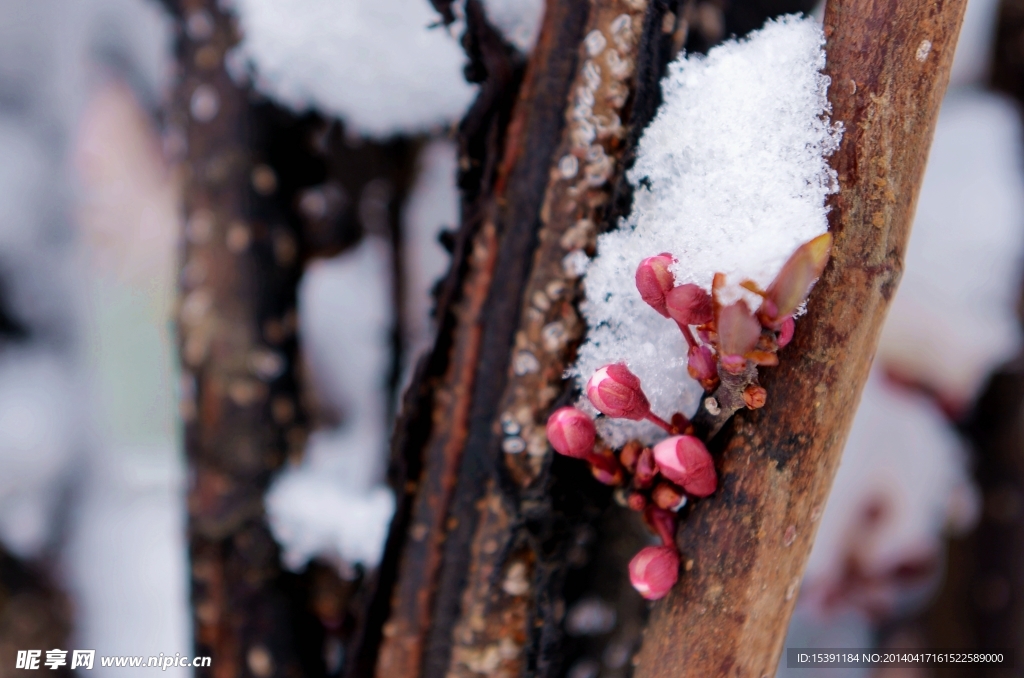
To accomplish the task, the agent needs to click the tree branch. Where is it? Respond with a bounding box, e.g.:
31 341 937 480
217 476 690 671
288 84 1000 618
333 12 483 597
631 0 967 675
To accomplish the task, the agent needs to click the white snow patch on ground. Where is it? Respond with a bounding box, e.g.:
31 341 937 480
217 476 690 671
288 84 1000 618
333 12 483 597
266 240 396 571
228 0 477 138
572 16 839 446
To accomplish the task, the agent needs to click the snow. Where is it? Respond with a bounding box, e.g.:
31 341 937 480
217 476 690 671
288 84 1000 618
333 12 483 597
0 350 79 558
67 79 191 674
63 445 190 675
481 0 545 53
948 0 1001 87
265 240 396 571
227 0 477 138
401 139 458 387
0 0 188 668
876 90 1024 406
572 16 840 445
801 369 978 617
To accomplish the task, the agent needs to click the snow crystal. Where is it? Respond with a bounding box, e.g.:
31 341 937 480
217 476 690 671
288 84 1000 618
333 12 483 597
572 16 840 445
227 0 477 138
266 240 396 570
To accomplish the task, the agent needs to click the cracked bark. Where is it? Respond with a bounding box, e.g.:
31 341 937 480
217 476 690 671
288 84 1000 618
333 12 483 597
365 2 814 678
630 0 967 676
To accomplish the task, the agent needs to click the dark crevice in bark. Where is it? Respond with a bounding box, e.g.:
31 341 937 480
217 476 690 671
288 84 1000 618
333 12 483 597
422 2 591 674
347 5 526 677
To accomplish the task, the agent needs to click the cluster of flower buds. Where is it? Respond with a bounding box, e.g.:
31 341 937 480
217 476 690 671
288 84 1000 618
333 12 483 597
634 232 832 405
546 363 718 600
546 234 832 602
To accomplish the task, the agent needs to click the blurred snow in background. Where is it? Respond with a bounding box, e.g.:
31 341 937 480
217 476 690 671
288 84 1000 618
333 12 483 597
266 240 397 571
0 0 190 673
226 0 547 139
401 138 461 389
226 0 477 138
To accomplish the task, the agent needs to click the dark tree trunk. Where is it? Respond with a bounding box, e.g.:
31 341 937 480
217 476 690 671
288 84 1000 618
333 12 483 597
165 2 419 676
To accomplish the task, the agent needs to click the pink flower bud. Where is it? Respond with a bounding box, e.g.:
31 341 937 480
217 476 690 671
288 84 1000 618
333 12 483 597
627 492 648 511
619 441 643 473
777 316 795 348
687 345 717 383
760 233 832 327
545 407 597 459
716 301 761 375
634 446 657 489
635 254 676 317
589 452 624 486
652 435 717 497
665 284 713 326
652 482 687 512
586 364 651 420
629 546 679 600
644 505 678 545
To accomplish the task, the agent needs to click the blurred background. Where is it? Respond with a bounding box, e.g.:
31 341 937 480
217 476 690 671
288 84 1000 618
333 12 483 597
0 0 1020 676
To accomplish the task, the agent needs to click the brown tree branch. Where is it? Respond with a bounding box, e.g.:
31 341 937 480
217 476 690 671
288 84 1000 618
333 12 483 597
631 0 967 675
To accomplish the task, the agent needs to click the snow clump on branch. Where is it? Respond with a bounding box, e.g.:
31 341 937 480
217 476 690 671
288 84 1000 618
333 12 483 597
571 15 841 446
225 0 476 138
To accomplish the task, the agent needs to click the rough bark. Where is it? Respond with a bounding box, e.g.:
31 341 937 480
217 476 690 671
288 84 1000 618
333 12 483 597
366 2 820 678
631 0 967 676
168 2 420 676
368 2 696 676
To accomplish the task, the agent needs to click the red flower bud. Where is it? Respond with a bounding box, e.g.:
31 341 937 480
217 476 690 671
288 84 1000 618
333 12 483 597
777 316 795 348
665 284 713 326
629 546 679 600
644 505 678 545
619 441 643 474
634 446 657 489
627 492 648 511
590 452 625 486
635 254 676 317
716 301 761 375
652 435 717 497
759 233 832 327
652 482 687 512
546 407 596 459
586 364 651 420
687 345 717 384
